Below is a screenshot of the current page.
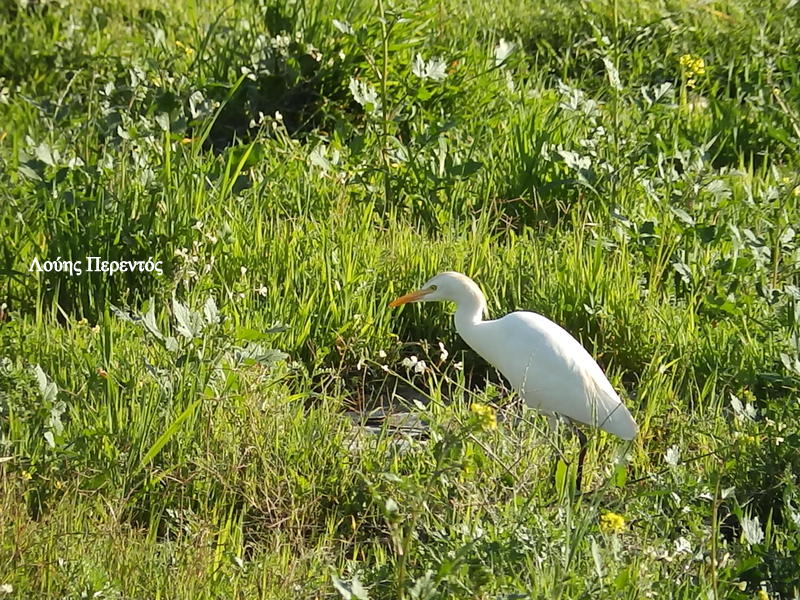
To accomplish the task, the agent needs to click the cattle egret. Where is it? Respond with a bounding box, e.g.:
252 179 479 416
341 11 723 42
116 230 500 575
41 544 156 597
389 271 638 489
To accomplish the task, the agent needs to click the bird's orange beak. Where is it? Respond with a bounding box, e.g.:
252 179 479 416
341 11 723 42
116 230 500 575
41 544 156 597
389 289 431 308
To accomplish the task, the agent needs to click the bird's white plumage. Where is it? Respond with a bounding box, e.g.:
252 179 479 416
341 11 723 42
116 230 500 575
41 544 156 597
390 271 638 440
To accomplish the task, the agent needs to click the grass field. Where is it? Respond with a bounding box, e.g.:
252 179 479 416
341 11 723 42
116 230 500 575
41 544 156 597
2 0 800 597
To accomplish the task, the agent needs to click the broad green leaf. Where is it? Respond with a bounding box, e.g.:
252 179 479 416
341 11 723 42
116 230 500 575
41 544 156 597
385 498 399 515
203 296 220 324
591 536 604 579
235 327 270 341
555 459 568 495
669 205 695 227
35 143 56 166
409 570 436 600
165 336 179 352
614 567 631 590
34 365 58 404
331 573 369 600
142 302 164 341
18 162 43 181
172 297 196 339
155 113 170 131
110 304 135 323
234 343 288 366
613 463 628 487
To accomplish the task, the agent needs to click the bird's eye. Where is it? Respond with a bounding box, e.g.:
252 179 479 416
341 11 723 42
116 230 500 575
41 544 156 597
429 285 438 291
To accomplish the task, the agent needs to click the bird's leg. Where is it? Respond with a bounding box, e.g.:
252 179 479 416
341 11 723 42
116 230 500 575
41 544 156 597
549 417 588 494
573 425 588 494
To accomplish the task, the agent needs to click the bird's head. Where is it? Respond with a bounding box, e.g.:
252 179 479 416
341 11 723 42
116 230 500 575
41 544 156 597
389 271 485 310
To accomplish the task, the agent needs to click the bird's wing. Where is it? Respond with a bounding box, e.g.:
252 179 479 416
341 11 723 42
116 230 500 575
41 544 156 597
468 312 637 439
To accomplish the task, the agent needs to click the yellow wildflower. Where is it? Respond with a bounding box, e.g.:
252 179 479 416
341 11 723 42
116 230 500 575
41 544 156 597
757 590 769 600
470 402 497 431
175 40 195 56
679 54 706 76
21 470 33 480
679 54 706 88
600 511 626 533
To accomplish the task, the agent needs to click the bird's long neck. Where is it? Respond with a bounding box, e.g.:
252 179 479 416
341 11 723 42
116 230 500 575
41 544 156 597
453 282 488 335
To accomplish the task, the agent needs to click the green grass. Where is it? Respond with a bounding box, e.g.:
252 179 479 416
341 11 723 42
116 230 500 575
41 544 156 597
2 0 800 597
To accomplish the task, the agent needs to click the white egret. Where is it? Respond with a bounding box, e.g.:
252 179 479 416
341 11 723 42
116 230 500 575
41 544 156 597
389 271 638 489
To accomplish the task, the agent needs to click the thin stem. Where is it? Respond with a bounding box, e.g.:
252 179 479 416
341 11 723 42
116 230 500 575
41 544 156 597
610 0 620 207
376 0 393 207
710 471 720 600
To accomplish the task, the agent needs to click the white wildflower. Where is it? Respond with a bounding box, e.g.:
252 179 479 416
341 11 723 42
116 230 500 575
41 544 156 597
401 356 418 369
271 33 291 51
493 38 515 66
789 505 800 527
414 360 427 374
730 393 757 421
332 19 353 35
602 57 622 90
308 46 322 62
453 361 463 371
349 78 381 112
412 54 448 81
438 341 449 362
256 285 268 297
378 350 387 358
674 537 691 555
741 515 764 546
664 445 681 467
